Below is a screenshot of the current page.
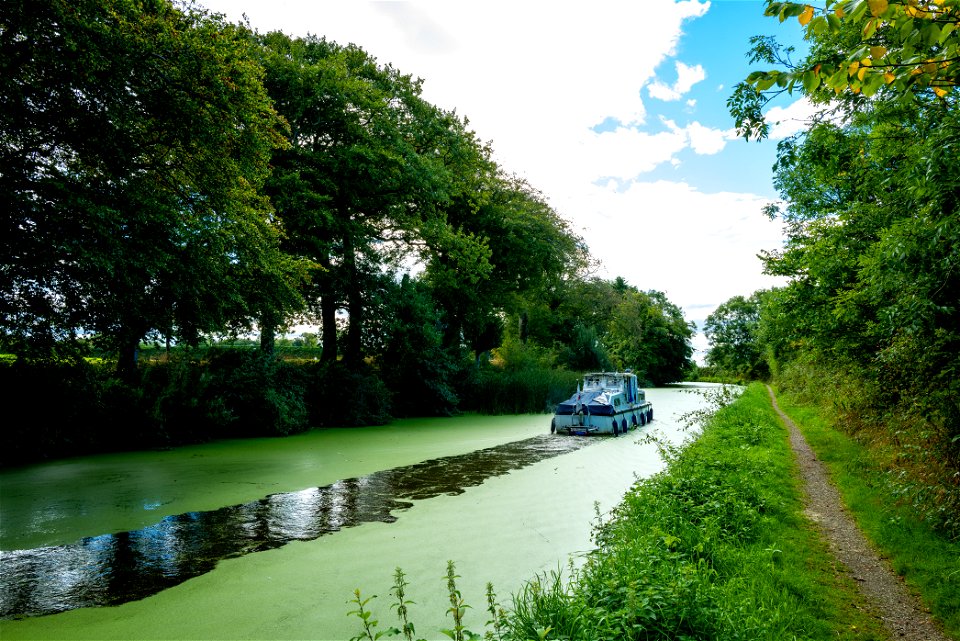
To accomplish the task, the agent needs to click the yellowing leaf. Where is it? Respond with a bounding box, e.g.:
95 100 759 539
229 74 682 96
799 5 815 25
933 86 948 97
849 61 860 76
861 58 872 67
870 46 887 59
835 5 845 17
884 71 896 83
858 67 869 81
868 0 888 16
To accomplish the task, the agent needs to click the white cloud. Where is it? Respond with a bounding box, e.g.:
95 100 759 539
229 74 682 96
660 119 735 155
766 96 820 139
559 179 787 318
648 61 707 101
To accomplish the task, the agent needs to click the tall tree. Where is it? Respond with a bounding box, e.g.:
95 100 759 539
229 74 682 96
704 292 769 379
258 33 485 366
424 171 588 360
605 288 694 385
1 0 298 372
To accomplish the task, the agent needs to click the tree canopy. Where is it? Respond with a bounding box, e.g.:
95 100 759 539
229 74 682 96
1 0 301 373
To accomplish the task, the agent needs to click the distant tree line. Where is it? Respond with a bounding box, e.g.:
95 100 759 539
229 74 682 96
1 0 693 463
716 0 959 536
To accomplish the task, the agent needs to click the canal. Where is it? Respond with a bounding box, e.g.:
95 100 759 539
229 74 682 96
0 384 714 639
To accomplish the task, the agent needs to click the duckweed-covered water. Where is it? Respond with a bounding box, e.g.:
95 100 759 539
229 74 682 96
2 435 598 618
0 385 714 640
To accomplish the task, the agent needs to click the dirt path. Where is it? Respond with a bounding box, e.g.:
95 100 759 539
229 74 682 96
766 386 950 641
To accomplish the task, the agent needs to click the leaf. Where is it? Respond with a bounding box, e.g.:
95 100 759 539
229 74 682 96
884 71 896 84
939 23 955 44
868 0 888 17
799 5 815 25
756 76 778 91
870 46 887 59
862 72 885 96
933 86 948 97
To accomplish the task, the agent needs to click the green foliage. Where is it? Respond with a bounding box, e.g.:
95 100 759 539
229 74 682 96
730 0 959 140
0 359 127 464
347 562 485 641
775 356 960 539
730 0 960 532
521 277 694 386
202 350 309 437
375 275 459 418
461 367 574 415
307 361 392 427
605 289 695 385
704 292 770 381
556 324 613 372
459 341 576 416
3 4 697 461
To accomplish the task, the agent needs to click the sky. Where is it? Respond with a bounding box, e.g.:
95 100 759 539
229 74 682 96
199 0 814 360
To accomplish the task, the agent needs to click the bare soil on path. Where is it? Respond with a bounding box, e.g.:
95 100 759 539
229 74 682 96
766 385 950 641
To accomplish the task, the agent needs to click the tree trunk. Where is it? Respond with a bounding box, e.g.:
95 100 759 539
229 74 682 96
320 296 338 363
342 233 363 367
318 252 338 364
116 336 140 382
259 317 277 355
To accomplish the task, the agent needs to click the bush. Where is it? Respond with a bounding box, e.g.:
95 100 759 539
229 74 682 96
459 364 576 414
305 361 392 427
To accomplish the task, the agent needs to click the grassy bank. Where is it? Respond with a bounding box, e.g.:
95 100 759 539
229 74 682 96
775 392 960 639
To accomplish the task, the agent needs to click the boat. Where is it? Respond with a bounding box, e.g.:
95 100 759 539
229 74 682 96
551 371 653 436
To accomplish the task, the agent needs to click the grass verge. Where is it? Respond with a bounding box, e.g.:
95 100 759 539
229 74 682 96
774 391 960 639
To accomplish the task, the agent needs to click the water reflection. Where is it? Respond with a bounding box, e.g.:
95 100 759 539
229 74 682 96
0 434 596 619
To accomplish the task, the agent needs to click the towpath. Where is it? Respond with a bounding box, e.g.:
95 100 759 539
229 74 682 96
766 385 950 641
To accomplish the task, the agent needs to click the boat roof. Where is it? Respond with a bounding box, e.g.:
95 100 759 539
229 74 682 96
584 371 636 379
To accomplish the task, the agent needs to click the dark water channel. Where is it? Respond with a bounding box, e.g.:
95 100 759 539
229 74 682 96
0 434 599 620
